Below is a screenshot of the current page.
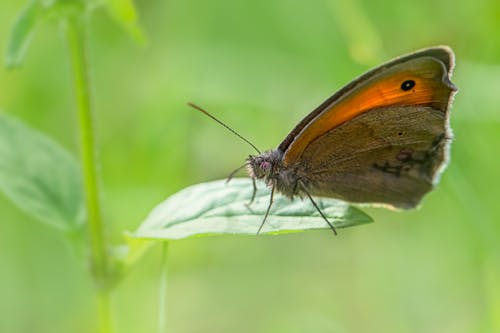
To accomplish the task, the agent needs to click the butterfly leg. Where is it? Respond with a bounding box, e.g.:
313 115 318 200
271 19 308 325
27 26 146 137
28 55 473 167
291 179 301 200
247 177 257 206
257 185 275 235
226 162 247 183
299 180 337 236
244 178 257 210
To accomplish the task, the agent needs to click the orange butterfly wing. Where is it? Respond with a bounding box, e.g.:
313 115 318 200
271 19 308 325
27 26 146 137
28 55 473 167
280 47 456 166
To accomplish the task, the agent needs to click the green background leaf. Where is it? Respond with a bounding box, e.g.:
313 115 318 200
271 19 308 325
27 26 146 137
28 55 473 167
4 0 41 68
0 112 85 231
106 0 145 44
132 178 373 240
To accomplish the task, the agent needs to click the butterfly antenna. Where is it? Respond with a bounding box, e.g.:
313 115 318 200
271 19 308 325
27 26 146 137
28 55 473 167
187 102 261 154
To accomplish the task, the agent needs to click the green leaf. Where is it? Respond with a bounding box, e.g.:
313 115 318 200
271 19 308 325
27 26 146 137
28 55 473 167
5 0 42 68
0 112 85 231
131 178 373 240
106 0 146 44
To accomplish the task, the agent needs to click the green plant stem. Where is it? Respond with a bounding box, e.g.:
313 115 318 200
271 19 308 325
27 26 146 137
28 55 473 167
65 17 112 333
158 242 169 333
98 290 113 333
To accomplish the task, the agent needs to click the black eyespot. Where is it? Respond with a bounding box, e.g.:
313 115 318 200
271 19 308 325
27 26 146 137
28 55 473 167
401 80 415 91
398 132 403 136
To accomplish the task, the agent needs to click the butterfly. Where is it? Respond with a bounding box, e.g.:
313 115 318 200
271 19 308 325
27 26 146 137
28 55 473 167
190 46 457 235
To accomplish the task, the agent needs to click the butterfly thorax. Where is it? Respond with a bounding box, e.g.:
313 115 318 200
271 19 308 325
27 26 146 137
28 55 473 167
246 149 302 198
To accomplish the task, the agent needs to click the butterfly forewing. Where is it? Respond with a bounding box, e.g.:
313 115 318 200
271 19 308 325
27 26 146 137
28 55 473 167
279 46 456 208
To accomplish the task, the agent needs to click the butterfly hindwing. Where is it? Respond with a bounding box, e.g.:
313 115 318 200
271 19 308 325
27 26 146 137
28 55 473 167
297 106 451 208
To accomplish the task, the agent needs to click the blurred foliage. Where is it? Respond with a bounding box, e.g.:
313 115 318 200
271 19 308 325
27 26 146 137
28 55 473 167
0 112 84 231
0 0 499 332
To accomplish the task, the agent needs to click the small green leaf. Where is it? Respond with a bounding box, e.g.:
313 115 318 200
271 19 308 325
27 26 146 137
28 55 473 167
106 0 146 44
117 235 156 268
5 0 42 68
131 178 373 240
0 112 85 231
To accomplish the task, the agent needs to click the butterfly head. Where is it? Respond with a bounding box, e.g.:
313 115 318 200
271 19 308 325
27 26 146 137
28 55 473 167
246 150 282 180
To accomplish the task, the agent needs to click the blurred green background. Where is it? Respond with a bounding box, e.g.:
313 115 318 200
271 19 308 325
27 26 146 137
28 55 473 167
1 0 500 332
